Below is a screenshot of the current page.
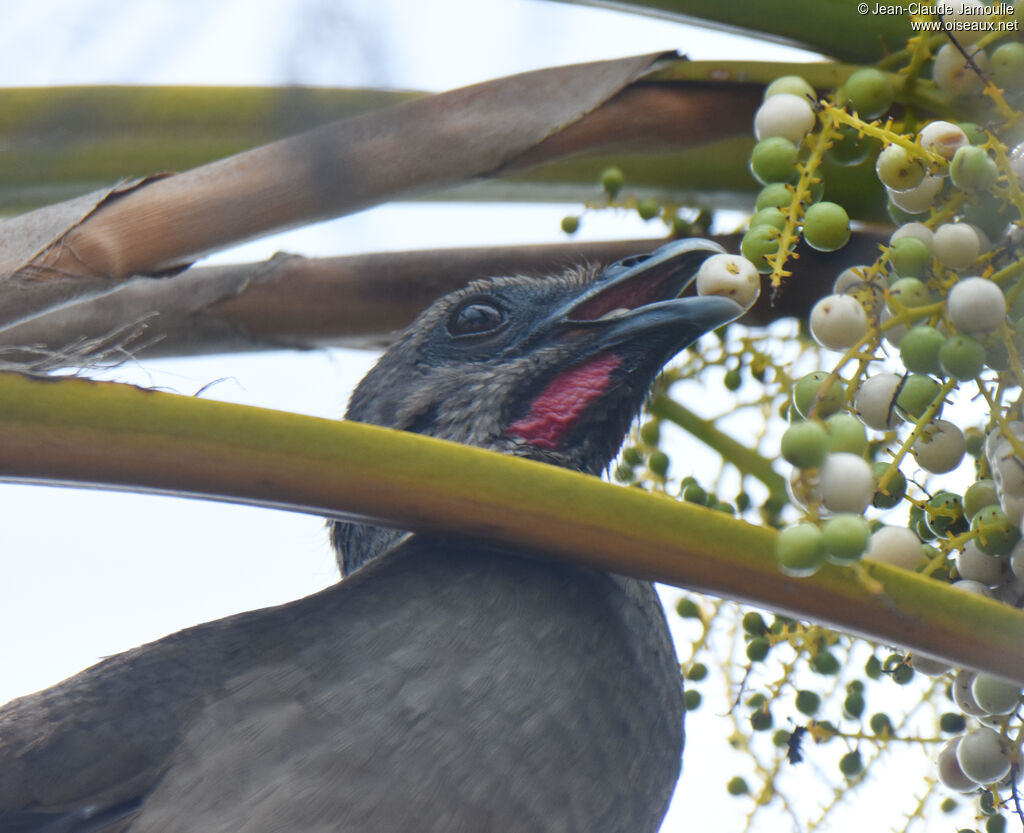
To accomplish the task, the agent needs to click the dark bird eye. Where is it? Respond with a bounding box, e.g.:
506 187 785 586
447 301 506 337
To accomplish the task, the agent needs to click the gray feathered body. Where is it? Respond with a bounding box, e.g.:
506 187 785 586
0 539 682 832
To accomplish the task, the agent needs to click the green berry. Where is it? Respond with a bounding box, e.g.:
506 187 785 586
958 121 986 144
765 74 815 100
683 483 708 505
781 420 829 469
826 124 874 166
925 491 965 536
891 663 914 685
621 446 643 466
887 276 933 311
648 450 670 477
811 649 841 675
939 711 967 733
742 611 768 636
750 137 799 185
869 712 892 735
825 413 867 455
560 215 579 234
889 236 931 277
941 797 958 813
775 523 825 576
684 689 702 711
750 707 773 731
676 598 701 619
899 325 945 374
746 637 771 662
724 368 743 390
613 464 635 483
950 145 998 193
750 207 787 231
636 199 660 221
687 662 709 681
972 505 1021 555
965 428 984 457
964 480 998 520
795 689 821 715
871 462 907 509
822 514 871 564
988 337 1011 371
755 182 794 211
992 41 1024 89
987 815 1007 833
803 201 851 252
741 225 779 273
792 371 845 419
640 420 660 445
895 374 942 420
939 334 986 380
726 775 750 796
865 655 883 680
600 167 625 198
671 214 692 237
843 68 894 118
876 144 926 191
839 750 863 777
843 691 866 719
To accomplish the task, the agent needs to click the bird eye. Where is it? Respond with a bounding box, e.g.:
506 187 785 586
446 301 506 337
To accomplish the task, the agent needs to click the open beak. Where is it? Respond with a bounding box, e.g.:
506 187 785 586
559 238 745 353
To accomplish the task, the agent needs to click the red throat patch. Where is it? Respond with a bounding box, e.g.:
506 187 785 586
507 353 622 449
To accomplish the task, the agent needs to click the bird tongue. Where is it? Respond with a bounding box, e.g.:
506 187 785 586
507 353 622 450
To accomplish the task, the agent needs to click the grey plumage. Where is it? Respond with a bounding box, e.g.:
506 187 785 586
0 239 742 832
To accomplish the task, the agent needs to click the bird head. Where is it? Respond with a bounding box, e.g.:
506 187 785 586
345 238 743 475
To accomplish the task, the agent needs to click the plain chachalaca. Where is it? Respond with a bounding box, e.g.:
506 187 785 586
0 238 742 832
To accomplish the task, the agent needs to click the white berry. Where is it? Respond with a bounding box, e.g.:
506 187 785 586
918 120 970 161
933 43 990 98
972 674 1021 715
947 277 1007 334
912 419 966 474
954 670 988 716
867 525 924 569
912 652 950 676
958 540 1005 586
696 254 761 308
937 737 978 792
809 294 868 350
1011 141 1024 184
956 727 1012 784
854 373 904 430
1001 493 1024 526
888 175 944 213
933 223 983 269
833 265 884 294
754 93 816 144
819 453 875 514
1011 540 1024 579
951 579 994 597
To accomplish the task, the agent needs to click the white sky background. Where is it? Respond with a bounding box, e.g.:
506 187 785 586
0 3 955 832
